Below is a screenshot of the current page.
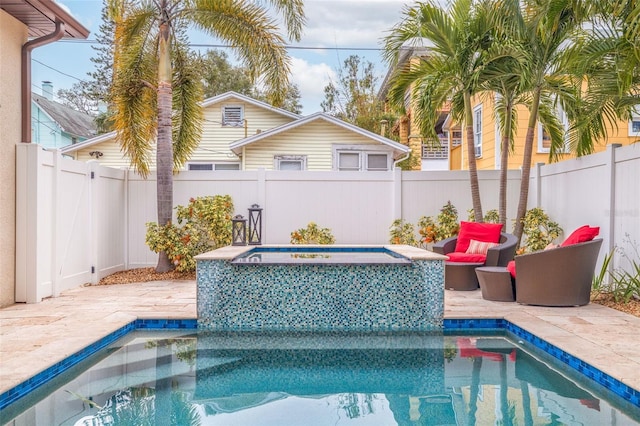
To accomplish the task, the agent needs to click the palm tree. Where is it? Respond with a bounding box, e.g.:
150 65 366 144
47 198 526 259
108 0 305 272
509 0 589 243
383 0 505 222
566 0 640 153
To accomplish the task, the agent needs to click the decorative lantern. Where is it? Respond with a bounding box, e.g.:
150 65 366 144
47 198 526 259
231 215 247 246
248 204 263 245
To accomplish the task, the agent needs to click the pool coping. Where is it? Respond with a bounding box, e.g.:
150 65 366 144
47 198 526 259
1 317 639 411
194 244 449 262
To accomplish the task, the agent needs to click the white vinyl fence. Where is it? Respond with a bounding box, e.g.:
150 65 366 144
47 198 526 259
15 142 640 302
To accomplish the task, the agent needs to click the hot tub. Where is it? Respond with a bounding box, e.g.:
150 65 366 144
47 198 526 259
195 245 447 331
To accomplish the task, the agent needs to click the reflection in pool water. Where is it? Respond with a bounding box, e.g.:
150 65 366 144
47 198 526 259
3 331 640 425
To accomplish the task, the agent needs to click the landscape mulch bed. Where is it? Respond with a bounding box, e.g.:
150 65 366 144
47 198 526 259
98 268 640 318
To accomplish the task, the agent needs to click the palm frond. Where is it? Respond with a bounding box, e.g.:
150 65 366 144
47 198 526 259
187 0 291 106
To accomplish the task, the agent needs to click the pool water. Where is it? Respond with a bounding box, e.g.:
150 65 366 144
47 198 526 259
230 247 411 264
3 331 639 425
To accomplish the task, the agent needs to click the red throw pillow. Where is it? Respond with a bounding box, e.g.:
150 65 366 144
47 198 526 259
446 252 487 263
560 226 600 247
507 260 516 278
454 221 503 253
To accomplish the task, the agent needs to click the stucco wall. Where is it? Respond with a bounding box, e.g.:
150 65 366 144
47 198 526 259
0 10 25 307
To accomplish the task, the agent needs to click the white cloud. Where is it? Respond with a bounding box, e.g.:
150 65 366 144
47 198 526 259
289 57 337 114
301 1 408 48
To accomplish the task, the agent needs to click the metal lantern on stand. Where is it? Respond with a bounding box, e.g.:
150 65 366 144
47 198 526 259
231 214 247 246
248 204 263 245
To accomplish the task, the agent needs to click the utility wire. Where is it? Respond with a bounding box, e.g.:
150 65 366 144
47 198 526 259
50 39 386 51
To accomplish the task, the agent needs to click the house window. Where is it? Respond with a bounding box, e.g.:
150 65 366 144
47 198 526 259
451 130 462 147
187 162 240 171
629 109 640 136
274 155 306 170
338 152 361 171
335 148 390 171
473 105 482 157
366 153 389 171
222 105 244 126
538 105 570 153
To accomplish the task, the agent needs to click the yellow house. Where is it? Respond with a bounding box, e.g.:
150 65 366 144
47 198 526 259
0 1 88 307
446 95 640 171
381 50 639 171
63 92 409 172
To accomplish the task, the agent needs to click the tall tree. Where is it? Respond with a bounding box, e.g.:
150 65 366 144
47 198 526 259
383 0 502 221
197 49 254 98
321 55 387 134
510 0 588 243
109 0 305 272
57 4 115 131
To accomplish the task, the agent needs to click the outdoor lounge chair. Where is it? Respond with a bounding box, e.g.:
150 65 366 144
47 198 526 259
514 239 603 306
433 231 518 291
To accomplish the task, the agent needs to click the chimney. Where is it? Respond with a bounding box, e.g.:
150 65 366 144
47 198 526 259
42 81 53 100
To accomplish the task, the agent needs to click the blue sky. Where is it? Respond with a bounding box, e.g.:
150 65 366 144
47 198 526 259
31 0 416 115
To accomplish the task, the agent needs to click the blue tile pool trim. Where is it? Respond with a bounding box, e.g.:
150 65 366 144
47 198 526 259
0 318 196 410
445 318 640 408
2 318 639 411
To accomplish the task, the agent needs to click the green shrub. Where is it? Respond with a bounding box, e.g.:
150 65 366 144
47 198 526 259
593 235 640 303
145 195 234 272
417 201 460 245
517 208 562 254
390 201 460 248
467 208 500 224
389 219 417 246
290 222 335 244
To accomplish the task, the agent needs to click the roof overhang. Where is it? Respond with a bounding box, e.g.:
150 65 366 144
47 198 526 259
229 112 410 159
1 0 89 39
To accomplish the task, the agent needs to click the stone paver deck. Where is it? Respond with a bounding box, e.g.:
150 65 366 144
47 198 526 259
1 280 640 397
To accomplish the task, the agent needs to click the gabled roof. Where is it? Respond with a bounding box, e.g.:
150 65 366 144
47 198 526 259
1 0 89 38
60 129 114 154
61 91 300 154
201 91 300 120
229 112 410 157
33 93 97 139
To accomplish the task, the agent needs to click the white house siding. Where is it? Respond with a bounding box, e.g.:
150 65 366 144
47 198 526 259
243 120 393 170
74 139 131 169
0 10 25 307
69 100 296 170
189 101 296 163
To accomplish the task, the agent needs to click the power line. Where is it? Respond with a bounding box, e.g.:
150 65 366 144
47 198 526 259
32 58 86 83
53 39 385 51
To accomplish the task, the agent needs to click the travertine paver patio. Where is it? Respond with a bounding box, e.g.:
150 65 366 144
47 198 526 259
1 279 640 397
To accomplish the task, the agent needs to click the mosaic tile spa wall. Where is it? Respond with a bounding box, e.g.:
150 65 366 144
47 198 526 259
197 257 445 331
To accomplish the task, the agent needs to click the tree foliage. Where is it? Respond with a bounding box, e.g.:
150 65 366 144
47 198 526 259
321 55 389 134
109 0 305 272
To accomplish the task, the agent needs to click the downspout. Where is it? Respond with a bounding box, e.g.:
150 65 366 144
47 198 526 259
21 20 66 143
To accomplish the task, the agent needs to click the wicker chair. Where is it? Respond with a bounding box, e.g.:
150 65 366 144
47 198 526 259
514 239 603 306
433 232 518 291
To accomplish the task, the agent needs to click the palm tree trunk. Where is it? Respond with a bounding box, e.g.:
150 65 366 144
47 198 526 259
464 92 483 222
513 89 542 245
499 103 512 226
156 20 174 273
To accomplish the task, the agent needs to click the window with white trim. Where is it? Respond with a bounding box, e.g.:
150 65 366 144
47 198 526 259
629 108 640 137
537 104 570 153
274 155 306 170
473 105 482 157
222 105 244 126
187 162 240 171
335 147 391 171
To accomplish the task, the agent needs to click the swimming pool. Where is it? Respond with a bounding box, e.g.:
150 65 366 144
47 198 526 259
2 320 640 425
